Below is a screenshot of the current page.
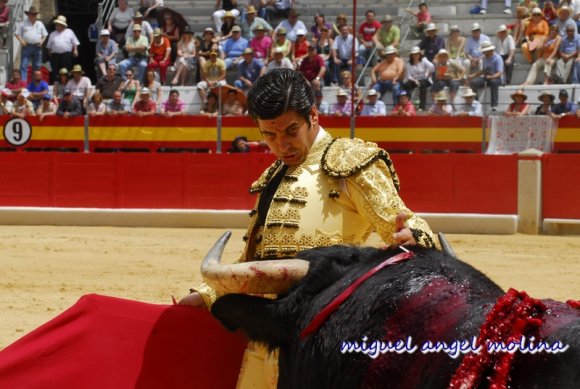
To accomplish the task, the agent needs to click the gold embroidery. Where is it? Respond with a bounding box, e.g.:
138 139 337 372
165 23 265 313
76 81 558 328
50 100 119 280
321 137 400 191
249 160 283 194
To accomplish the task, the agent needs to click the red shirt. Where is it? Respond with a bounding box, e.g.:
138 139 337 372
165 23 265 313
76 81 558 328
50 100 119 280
133 99 157 113
299 54 325 82
392 102 417 116
358 21 381 42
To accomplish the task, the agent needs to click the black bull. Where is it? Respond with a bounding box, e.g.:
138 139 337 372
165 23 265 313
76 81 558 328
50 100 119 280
211 246 580 388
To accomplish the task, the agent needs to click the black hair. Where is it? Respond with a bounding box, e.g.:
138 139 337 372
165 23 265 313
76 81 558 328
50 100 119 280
247 69 314 124
169 89 179 95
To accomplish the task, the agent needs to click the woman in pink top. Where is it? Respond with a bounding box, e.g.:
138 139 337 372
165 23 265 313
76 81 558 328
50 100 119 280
249 24 272 64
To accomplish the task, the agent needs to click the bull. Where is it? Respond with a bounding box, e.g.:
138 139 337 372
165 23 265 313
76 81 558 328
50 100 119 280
203 232 580 389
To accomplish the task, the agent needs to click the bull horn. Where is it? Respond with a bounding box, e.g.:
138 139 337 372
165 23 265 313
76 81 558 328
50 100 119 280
200 232 309 295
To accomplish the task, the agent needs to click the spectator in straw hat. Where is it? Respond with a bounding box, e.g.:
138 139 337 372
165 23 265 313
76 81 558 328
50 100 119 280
464 22 490 75
428 90 453 116
455 88 482 117
403 46 433 111
331 88 352 116
119 24 149 83
147 28 171 84
241 5 272 40
218 10 238 40
521 24 560 86
468 41 504 112
505 89 529 116
250 23 273 64
390 90 416 116
419 23 444 62
66 64 92 109
47 16 80 83
371 45 404 106
223 25 249 69
446 25 466 68
373 14 400 51
535 91 555 115
235 48 265 90
492 24 516 84
125 12 154 45
361 89 386 116
270 27 292 60
555 5 577 37
267 46 293 71
213 0 240 32
521 8 549 63
431 49 464 105
15 6 47 82
94 29 118 78
196 50 226 104
554 24 580 83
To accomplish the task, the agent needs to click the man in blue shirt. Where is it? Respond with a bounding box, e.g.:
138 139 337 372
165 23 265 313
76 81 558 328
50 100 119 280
468 41 503 112
26 69 49 109
555 26 580 83
549 89 576 120
234 48 265 90
464 22 491 76
223 25 249 69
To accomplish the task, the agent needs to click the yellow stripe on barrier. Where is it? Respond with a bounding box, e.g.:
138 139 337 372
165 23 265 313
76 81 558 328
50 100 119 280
31 126 86 141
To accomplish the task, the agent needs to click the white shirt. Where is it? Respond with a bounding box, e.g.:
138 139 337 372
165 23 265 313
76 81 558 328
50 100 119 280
47 28 80 54
333 34 360 60
492 34 515 57
361 100 386 116
16 19 48 44
275 19 307 42
267 57 293 71
66 77 92 99
406 57 434 82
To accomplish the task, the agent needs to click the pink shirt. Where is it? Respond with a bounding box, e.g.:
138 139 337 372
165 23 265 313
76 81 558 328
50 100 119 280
250 36 273 60
0 5 9 23
417 11 431 24
162 99 185 113
392 102 417 116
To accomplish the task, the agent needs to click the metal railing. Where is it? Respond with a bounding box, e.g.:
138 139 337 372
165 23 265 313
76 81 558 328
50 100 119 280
95 0 117 30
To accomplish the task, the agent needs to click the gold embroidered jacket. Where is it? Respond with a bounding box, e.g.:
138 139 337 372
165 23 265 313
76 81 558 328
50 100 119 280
195 129 436 307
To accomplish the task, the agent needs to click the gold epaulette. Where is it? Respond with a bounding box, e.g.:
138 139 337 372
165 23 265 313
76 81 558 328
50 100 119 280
249 159 283 194
321 138 401 192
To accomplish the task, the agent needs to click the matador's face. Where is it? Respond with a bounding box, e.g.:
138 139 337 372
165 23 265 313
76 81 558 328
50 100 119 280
257 108 319 166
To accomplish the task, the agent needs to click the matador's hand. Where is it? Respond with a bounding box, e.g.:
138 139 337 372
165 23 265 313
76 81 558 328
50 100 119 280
392 212 417 246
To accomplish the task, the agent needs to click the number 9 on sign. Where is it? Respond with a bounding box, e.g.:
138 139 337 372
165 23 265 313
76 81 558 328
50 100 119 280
3 118 32 146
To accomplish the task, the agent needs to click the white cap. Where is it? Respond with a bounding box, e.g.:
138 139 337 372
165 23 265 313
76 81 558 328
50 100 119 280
367 89 379 97
296 28 306 36
383 45 397 55
410 46 421 54
471 22 481 31
140 87 150 94
425 23 437 31
480 41 495 52
497 25 507 33
100 29 110 36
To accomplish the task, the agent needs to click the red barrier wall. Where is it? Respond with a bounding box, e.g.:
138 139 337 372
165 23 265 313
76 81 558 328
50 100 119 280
542 154 580 219
0 153 518 214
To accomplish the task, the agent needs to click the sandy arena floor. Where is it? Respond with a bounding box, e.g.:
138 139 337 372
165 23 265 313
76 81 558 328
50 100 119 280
1 226 579 349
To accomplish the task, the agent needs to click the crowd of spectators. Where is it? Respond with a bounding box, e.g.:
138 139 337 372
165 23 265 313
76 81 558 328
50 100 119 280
2 1 580 118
